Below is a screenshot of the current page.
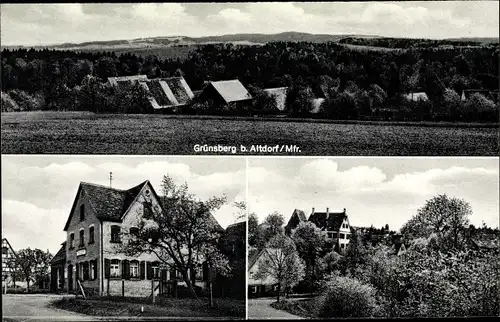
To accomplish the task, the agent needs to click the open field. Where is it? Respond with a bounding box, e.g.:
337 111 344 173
1 112 498 155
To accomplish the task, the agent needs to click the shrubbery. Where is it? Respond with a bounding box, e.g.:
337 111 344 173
316 274 381 318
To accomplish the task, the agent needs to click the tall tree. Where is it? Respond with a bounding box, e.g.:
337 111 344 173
255 234 305 302
123 175 230 301
400 194 472 249
291 221 324 294
15 248 52 291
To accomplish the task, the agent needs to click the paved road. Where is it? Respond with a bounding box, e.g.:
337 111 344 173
2 294 99 321
248 298 304 320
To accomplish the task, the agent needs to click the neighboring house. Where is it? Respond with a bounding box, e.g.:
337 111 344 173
218 221 246 299
263 87 288 112
108 75 195 111
56 180 215 297
2 238 18 288
464 228 500 252
247 248 278 298
402 92 429 102
50 242 66 292
285 207 352 254
199 79 253 109
461 89 499 102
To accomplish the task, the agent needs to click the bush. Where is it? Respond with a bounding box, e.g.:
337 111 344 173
4 89 44 111
316 274 379 318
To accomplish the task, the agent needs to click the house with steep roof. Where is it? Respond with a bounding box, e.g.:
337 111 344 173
2 238 19 288
199 79 253 110
56 180 214 297
247 248 279 298
108 75 195 111
285 207 352 254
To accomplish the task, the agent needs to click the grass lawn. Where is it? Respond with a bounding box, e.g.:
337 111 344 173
1 111 498 155
49 295 245 319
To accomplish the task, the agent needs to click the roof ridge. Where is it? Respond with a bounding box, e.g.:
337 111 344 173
80 181 126 192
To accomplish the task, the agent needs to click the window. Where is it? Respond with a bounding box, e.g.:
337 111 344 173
80 204 85 221
89 261 95 280
341 243 345 249
130 261 139 278
340 233 345 239
110 259 120 278
2 247 8 255
130 227 139 238
152 262 160 279
69 233 75 249
327 232 333 238
89 226 95 244
143 202 153 218
111 225 121 243
79 229 85 247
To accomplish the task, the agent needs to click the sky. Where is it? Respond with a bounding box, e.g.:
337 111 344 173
248 157 499 232
1 2 498 46
1 156 246 254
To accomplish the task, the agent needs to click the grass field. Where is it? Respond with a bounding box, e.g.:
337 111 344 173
1 111 498 155
50 296 245 318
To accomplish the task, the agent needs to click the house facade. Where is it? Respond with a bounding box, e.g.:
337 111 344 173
285 207 352 253
55 180 209 297
198 79 253 110
2 238 18 288
247 248 278 298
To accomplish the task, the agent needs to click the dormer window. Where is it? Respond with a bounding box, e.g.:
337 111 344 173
69 233 75 249
80 204 85 221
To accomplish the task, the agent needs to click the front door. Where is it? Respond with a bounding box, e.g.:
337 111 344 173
67 265 73 292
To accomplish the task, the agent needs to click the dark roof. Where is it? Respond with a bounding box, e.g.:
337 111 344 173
308 210 347 231
248 248 264 270
51 242 66 265
225 221 246 237
208 80 252 103
64 181 149 231
293 209 307 221
161 77 194 105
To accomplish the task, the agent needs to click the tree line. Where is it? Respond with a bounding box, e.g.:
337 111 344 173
249 194 500 317
1 41 499 122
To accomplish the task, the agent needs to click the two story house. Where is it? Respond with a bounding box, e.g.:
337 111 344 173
285 207 352 253
57 180 211 297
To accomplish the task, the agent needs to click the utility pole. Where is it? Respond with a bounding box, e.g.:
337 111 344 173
109 172 113 188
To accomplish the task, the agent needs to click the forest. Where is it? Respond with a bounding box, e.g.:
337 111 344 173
1 40 499 122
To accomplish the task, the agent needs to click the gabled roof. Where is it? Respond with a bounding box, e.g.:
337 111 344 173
308 210 347 231
209 80 253 103
108 75 148 87
160 77 195 106
1 238 18 259
51 241 66 265
64 180 150 231
263 87 288 111
225 221 246 238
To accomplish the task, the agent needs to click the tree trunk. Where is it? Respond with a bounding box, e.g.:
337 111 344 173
26 278 30 292
182 271 199 300
277 282 281 302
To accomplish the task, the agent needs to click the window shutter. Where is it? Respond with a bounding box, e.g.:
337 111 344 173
104 258 110 278
146 261 153 280
140 261 145 280
93 260 98 280
123 260 130 280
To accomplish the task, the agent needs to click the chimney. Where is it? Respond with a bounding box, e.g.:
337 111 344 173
343 208 346 213
311 207 315 215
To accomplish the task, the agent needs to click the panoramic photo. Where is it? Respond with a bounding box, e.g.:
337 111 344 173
1 2 499 155
1 156 246 320
247 157 499 319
